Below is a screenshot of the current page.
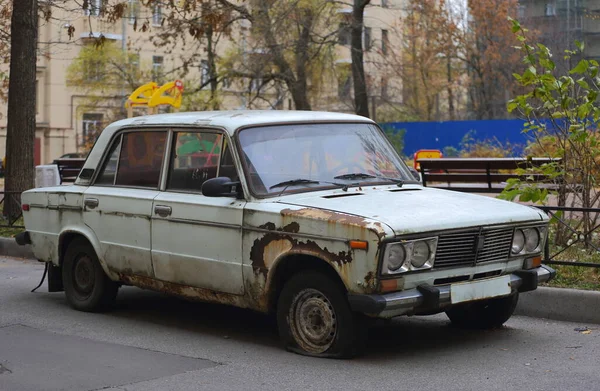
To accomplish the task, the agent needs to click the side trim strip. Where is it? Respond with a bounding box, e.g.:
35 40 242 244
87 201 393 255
150 217 350 243
151 216 241 230
243 226 349 243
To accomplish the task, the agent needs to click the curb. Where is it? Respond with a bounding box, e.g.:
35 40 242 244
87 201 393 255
0 237 35 259
515 286 600 325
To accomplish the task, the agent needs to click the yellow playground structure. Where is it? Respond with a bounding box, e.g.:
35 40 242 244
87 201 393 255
125 80 184 117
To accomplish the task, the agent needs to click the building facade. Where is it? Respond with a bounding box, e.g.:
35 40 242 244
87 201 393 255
0 0 405 165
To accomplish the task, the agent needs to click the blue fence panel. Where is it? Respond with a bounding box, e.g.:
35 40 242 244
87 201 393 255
382 119 535 157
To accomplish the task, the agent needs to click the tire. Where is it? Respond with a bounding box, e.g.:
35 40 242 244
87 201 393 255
276 270 366 358
62 238 118 312
445 292 519 329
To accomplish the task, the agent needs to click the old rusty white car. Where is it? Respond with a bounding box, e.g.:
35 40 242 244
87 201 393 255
16 111 555 358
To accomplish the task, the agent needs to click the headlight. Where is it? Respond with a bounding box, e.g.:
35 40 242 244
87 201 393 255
523 228 540 252
512 229 525 254
411 241 431 268
382 237 437 275
511 225 547 256
387 243 406 271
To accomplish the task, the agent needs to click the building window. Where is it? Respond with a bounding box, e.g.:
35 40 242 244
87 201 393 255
381 77 388 99
200 60 210 89
381 0 389 8
337 66 352 98
153 3 162 26
84 0 102 16
545 3 556 16
364 27 372 51
338 22 351 46
250 75 263 92
82 113 104 147
128 0 139 23
152 55 164 82
517 5 526 19
222 77 231 89
84 58 103 82
382 29 389 56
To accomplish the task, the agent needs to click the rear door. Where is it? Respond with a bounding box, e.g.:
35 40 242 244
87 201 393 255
83 130 168 277
151 130 245 294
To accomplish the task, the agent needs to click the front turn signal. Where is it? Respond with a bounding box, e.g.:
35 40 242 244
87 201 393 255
523 256 542 270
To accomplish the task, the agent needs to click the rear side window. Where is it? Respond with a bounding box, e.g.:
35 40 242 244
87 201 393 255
94 131 167 188
116 131 167 188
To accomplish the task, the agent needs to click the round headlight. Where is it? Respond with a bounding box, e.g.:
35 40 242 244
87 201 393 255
524 228 540 252
411 241 431 268
387 244 406 271
512 229 525 254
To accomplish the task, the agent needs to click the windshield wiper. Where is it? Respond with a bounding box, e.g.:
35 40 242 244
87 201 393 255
269 178 359 196
333 172 404 187
269 179 320 189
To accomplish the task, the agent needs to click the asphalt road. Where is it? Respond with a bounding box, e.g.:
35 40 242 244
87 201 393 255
1 257 599 391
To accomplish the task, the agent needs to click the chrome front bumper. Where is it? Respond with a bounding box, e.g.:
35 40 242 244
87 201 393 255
348 265 556 318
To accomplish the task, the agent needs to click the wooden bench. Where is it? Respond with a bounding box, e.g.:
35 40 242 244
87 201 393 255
52 158 86 183
417 157 562 193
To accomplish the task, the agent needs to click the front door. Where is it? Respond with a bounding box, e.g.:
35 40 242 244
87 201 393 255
151 131 245 294
83 130 168 277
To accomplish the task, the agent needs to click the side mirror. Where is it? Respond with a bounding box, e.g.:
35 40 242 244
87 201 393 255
202 177 241 198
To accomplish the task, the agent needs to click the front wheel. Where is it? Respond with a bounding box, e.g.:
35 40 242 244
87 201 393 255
62 238 118 312
445 292 519 329
276 271 366 358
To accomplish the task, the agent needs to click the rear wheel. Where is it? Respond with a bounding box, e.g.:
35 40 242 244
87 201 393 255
445 292 519 329
62 238 118 312
276 270 366 358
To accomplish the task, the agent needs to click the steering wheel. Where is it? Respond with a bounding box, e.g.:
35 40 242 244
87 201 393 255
326 162 366 178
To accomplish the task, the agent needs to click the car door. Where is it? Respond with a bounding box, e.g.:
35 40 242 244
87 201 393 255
83 130 168 278
151 130 245 295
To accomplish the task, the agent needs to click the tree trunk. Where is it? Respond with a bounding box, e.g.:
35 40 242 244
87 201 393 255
5 0 38 220
351 0 370 118
206 24 219 110
447 55 455 120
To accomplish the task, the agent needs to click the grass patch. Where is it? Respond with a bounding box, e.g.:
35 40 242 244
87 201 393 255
543 246 600 291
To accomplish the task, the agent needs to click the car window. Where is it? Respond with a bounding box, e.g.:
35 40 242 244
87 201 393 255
114 131 167 188
95 136 122 185
167 131 224 192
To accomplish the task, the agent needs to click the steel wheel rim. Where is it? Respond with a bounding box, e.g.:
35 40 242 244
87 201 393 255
289 288 337 354
73 254 95 297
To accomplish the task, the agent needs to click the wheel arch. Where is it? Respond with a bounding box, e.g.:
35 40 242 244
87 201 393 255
58 227 117 280
265 253 347 314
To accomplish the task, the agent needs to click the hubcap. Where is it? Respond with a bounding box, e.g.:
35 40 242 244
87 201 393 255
289 288 337 354
73 255 95 297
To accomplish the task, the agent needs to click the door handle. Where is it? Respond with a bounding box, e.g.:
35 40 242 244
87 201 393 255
154 205 172 217
84 198 99 209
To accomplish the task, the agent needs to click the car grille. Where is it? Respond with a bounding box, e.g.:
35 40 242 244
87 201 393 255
434 227 514 268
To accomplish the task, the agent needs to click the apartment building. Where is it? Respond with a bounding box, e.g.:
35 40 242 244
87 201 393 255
0 0 404 165
519 0 600 68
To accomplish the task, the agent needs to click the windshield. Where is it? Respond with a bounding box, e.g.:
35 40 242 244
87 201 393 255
237 122 415 196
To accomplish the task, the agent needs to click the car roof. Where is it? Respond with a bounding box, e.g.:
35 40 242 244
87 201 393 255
75 110 376 186
106 110 375 135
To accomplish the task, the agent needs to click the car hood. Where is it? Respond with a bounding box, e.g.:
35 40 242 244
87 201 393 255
276 186 545 236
